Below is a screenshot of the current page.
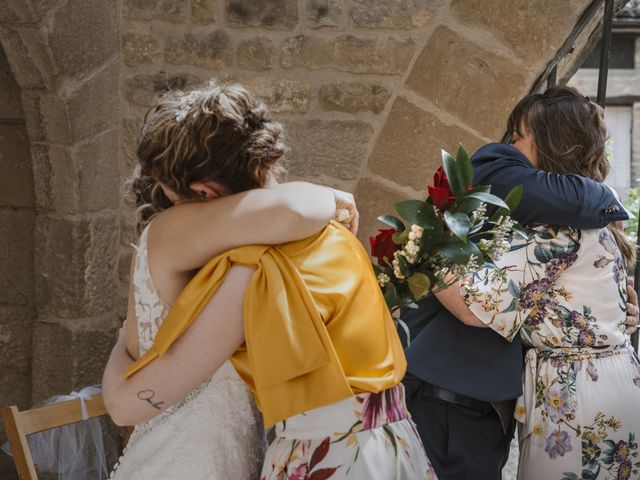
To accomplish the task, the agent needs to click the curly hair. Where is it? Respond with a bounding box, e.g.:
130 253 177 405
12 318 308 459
128 80 287 231
507 86 635 265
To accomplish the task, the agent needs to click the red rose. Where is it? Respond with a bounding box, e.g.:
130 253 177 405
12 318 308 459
370 228 399 265
427 166 455 211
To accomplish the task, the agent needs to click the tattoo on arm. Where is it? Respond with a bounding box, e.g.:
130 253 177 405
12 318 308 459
137 389 165 410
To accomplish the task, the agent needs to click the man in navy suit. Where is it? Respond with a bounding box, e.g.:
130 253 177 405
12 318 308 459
399 142 633 480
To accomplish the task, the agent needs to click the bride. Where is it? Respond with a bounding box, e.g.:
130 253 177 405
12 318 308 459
104 82 359 479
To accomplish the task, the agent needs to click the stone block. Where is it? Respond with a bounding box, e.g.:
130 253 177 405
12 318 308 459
21 91 71 144
74 129 121 212
237 36 277 70
354 177 412 245
34 213 119 318
0 305 34 410
165 31 233 69
405 26 527 139
225 0 298 29
368 97 483 190
451 0 589 65
0 208 35 305
350 0 441 29
318 82 391 114
48 0 118 79
230 77 310 113
31 143 77 212
31 321 117 403
124 73 203 109
192 0 217 23
0 25 55 90
307 0 342 28
123 0 188 21
0 46 24 119
0 0 57 25
285 120 373 181
121 117 144 174
122 33 161 67
0 123 34 208
281 34 416 75
66 60 119 142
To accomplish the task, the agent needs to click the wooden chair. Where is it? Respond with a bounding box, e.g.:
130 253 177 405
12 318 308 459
1 393 107 480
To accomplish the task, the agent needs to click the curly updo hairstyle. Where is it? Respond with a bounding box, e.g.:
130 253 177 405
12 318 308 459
507 86 635 265
129 80 287 230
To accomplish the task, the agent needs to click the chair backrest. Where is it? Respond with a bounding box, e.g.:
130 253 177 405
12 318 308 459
1 394 107 480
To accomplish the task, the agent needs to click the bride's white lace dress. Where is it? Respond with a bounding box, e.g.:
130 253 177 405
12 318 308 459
110 226 265 479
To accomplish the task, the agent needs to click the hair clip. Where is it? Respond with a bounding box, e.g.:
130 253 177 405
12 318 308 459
584 95 591 101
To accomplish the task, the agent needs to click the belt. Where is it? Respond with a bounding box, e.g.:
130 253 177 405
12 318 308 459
419 382 491 413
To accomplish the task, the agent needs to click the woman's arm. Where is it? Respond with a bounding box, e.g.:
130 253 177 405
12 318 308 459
102 265 253 426
434 281 489 328
153 182 357 273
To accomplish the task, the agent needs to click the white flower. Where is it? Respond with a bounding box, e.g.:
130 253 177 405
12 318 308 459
377 272 391 287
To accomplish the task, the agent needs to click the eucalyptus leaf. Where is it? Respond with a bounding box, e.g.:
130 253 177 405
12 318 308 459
437 239 484 265
490 184 524 221
395 199 436 227
464 192 509 209
407 273 431 300
378 214 406 231
441 149 463 197
456 145 473 189
444 211 471 242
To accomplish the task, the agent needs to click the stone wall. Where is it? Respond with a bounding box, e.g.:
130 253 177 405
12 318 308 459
0 0 618 475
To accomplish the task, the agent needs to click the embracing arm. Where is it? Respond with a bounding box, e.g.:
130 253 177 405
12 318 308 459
434 279 489 328
153 182 357 272
472 144 627 229
102 265 252 426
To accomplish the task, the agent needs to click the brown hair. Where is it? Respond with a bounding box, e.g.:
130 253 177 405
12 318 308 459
507 86 636 265
129 80 287 230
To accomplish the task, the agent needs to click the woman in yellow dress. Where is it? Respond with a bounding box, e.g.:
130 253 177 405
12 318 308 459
102 81 435 479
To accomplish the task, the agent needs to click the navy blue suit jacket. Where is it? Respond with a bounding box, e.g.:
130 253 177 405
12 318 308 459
400 143 628 402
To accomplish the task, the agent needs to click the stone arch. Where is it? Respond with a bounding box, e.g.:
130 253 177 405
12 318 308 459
0 0 122 410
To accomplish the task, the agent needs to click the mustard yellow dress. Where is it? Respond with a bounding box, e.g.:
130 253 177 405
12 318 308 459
127 221 436 479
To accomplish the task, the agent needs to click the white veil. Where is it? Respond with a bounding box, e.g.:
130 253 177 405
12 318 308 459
2 385 108 480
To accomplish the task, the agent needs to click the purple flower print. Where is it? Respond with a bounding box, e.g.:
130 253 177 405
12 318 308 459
545 253 577 280
544 430 573 459
586 361 598 382
597 230 626 283
570 311 589 329
519 278 552 309
544 385 575 423
614 440 631 463
618 459 632 480
599 229 618 254
578 329 597 347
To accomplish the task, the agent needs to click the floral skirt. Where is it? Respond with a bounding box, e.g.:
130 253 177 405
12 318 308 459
261 384 437 480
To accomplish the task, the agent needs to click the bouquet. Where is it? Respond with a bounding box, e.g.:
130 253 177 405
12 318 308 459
370 145 523 312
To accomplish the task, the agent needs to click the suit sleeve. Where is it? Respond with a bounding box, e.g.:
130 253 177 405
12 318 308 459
481 160 626 229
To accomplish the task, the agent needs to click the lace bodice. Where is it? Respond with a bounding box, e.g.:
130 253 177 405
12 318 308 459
110 225 265 479
132 227 170 355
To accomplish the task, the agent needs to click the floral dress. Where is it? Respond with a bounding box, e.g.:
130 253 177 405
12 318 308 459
462 226 640 480
261 384 437 480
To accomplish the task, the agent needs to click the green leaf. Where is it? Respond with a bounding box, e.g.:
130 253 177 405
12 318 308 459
464 192 509 209
441 149 463 197
377 214 406 231
534 244 552 263
407 273 431 300
490 184 524 221
507 280 520 297
456 144 473 189
384 285 400 310
437 238 484 265
392 229 409 244
395 199 436 228
444 211 471 242
397 255 411 277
